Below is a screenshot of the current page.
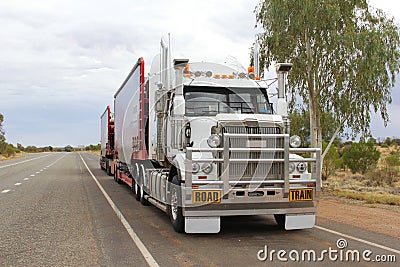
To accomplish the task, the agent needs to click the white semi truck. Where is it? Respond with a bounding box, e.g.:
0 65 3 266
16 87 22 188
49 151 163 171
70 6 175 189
110 39 321 233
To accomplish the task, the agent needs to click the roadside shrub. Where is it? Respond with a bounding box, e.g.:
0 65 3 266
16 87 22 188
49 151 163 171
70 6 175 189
5 144 16 157
342 140 380 174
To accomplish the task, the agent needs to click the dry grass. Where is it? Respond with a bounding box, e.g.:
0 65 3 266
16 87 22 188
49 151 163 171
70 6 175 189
326 188 400 206
80 150 101 156
0 152 27 162
324 145 400 206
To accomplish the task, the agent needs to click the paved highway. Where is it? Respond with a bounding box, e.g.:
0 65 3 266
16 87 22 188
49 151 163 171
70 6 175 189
0 152 398 266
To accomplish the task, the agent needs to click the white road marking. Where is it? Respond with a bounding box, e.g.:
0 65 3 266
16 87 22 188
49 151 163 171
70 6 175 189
24 178 29 181
30 174 35 177
0 154 50 169
1 189 11 193
315 225 400 255
79 153 160 267
14 183 22 186
36 171 40 174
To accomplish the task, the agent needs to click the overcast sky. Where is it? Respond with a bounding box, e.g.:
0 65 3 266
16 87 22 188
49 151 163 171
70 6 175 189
0 0 399 147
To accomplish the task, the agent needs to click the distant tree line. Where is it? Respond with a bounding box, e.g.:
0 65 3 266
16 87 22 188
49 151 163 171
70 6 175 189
0 113 101 157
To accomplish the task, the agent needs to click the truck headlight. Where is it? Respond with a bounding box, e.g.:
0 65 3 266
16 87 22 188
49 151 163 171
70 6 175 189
289 135 302 148
297 162 307 173
289 163 295 173
202 163 213 174
207 134 221 148
192 163 200 173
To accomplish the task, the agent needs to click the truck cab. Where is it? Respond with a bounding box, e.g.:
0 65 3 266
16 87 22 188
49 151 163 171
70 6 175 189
145 56 321 233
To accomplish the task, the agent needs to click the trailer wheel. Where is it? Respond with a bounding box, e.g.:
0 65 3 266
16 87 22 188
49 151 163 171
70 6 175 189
274 214 285 229
106 161 112 176
114 167 122 184
169 175 184 233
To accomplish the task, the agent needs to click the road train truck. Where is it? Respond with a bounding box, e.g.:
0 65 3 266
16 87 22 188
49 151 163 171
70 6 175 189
100 105 114 176
106 39 321 233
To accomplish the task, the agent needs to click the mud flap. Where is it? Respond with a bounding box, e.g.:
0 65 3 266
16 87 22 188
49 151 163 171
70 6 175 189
285 214 315 230
185 217 220 233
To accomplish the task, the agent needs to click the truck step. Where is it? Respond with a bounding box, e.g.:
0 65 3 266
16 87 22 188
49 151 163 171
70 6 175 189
145 196 168 213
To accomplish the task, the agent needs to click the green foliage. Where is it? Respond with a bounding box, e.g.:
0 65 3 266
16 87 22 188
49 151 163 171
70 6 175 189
85 144 101 151
289 109 342 146
0 142 17 157
380 153 400 186
5 143 16 157
0 141 7 155
255 0 400 150
385 137 392 146
342 140 380 174
25 146 39 153
0 113 5 143
17 143 24 152
64 145 74 152
322 142 341 180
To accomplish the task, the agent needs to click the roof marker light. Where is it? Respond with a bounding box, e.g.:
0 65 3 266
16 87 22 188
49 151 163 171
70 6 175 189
206 71 212 77
194 71 201 77
183 64 190 73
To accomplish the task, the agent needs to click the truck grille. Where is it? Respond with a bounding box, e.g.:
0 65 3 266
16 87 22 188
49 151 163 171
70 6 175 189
222 125 284 180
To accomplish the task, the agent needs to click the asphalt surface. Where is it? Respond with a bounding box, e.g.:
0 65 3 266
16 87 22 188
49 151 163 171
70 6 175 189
0 152 398 266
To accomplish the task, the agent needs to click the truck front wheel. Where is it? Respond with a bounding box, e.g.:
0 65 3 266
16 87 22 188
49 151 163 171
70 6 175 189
274 214 285 229
169 175 184 233
134 182 140 201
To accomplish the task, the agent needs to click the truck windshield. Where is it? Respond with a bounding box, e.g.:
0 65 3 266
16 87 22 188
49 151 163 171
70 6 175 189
184 86 272 116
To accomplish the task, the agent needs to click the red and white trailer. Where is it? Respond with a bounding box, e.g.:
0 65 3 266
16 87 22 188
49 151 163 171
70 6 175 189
100 105 114 176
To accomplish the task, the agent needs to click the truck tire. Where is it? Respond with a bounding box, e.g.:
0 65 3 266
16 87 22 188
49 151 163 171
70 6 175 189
106 161 112 176
113 167 117 182
274 214 285 229
168 175 184 233
134 182 140 201
140 185 149 205
114 168 122 184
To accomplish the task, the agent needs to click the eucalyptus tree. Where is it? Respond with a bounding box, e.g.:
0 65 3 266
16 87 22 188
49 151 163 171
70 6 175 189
0 113 5 143
255 0 400 160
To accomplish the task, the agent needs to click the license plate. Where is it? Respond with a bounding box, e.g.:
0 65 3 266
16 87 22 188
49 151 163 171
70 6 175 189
192 190 221 204
289 189 313 201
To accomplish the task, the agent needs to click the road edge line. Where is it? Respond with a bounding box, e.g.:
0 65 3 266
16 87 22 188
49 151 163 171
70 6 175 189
315 225 400 255
79 153 160 267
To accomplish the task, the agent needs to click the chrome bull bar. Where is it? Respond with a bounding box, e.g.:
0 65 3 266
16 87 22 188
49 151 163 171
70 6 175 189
184 133 321 205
